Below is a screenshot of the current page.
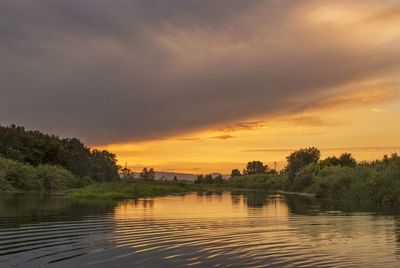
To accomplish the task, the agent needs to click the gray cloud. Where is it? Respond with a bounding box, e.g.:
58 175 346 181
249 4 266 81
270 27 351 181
1 0 399 144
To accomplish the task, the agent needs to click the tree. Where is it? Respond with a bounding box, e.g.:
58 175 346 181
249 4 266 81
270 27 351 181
320 153 357 168
285 147 320 178
204 174 214 184
214 174 225 184
319 156 340 168
230 169 241 177
147 168 155 180
194 175 204 184
140 168 148 180
194 174 222 184
140 167 155 180
243 161 269 175
0 124 120 182
338 153 357 167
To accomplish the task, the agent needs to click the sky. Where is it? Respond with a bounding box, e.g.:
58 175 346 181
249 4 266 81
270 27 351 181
1 0 400 174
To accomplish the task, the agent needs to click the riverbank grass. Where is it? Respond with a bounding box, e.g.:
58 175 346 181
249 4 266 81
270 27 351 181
68 181 220 200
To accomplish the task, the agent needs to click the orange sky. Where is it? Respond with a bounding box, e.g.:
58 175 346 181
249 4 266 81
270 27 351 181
97 78 400 174
94 2 400 174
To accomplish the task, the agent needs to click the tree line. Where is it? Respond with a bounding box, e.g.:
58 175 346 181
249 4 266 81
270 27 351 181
194 174 225 184
0 125 120 191
227 147 400 204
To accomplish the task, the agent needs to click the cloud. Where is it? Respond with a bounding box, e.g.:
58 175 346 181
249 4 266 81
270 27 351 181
209 134 235 140
176 137 203 142
1 0 399 144
278 116 332 127
217 121 265 133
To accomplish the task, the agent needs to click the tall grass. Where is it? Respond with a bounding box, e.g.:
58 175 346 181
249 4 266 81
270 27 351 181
68 181 219 200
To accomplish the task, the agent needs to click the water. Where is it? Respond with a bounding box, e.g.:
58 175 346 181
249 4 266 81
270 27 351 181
0 192 400 267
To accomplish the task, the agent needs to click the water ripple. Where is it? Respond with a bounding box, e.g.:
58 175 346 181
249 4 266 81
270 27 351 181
0 192 399 267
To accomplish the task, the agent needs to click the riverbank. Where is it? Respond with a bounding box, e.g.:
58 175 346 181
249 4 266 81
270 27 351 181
68 181 231 200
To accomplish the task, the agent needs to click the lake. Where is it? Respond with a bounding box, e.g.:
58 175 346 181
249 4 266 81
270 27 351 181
0 192 399 267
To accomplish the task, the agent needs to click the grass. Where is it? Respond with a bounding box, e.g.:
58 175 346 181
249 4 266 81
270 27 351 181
68 181 228 200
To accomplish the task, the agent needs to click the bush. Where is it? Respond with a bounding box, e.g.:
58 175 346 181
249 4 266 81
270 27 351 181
36 164 78 192
0 157 39 190
227 174 282 190
309 165 358 199
0 170 14 191
289 164 317 192
0 156 79 192
307 158 400 204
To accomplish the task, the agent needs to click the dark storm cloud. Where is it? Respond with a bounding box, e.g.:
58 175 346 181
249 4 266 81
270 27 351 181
1 0 399 144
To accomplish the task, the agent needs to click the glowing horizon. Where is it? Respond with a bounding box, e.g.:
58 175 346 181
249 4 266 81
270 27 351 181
97 87 400 174
2 1 399 174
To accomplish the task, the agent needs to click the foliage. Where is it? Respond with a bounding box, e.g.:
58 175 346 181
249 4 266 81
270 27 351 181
285 147 320 179
0 125 119 182
319 153 357 168
68 181 218 200
288 163 317 192
288 153 400 204
227 173 284 190
230 169 241 178
0 156 78 192
243 161 269 175
139 168 155 180
0 170 13 191
194 174 225 184
229 148 400 205
36 164 77 192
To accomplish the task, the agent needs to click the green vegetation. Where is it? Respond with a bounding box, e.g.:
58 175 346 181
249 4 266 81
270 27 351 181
243 160 276 175
0 125 120 192
226 174 284 190
2 124 400 205
0 156 78 192
228 148 400 205
139 167 156 180
0 125 119 183
68 181 218 200
194 173 225 184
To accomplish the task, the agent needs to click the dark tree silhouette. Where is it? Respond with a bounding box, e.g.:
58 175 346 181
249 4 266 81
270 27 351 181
285 147 320 179
214 174 225 184
194 175 204 184
320 153 357 168
243 161 269 175
140 167 155 180
230 169 241 177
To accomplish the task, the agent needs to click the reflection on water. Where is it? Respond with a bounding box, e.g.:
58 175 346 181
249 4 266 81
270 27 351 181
0 192 400 267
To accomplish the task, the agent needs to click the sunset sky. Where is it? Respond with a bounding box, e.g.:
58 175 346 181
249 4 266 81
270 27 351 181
1 0 399 174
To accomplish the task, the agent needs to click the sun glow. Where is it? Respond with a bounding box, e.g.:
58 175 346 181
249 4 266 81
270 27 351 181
97 82 400 174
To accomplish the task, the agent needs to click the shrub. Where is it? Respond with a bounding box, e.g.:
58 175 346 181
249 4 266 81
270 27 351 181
289 164 317 192
227 174 282 190
0 170 14 191
36 164 77 192
0 156 79 192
